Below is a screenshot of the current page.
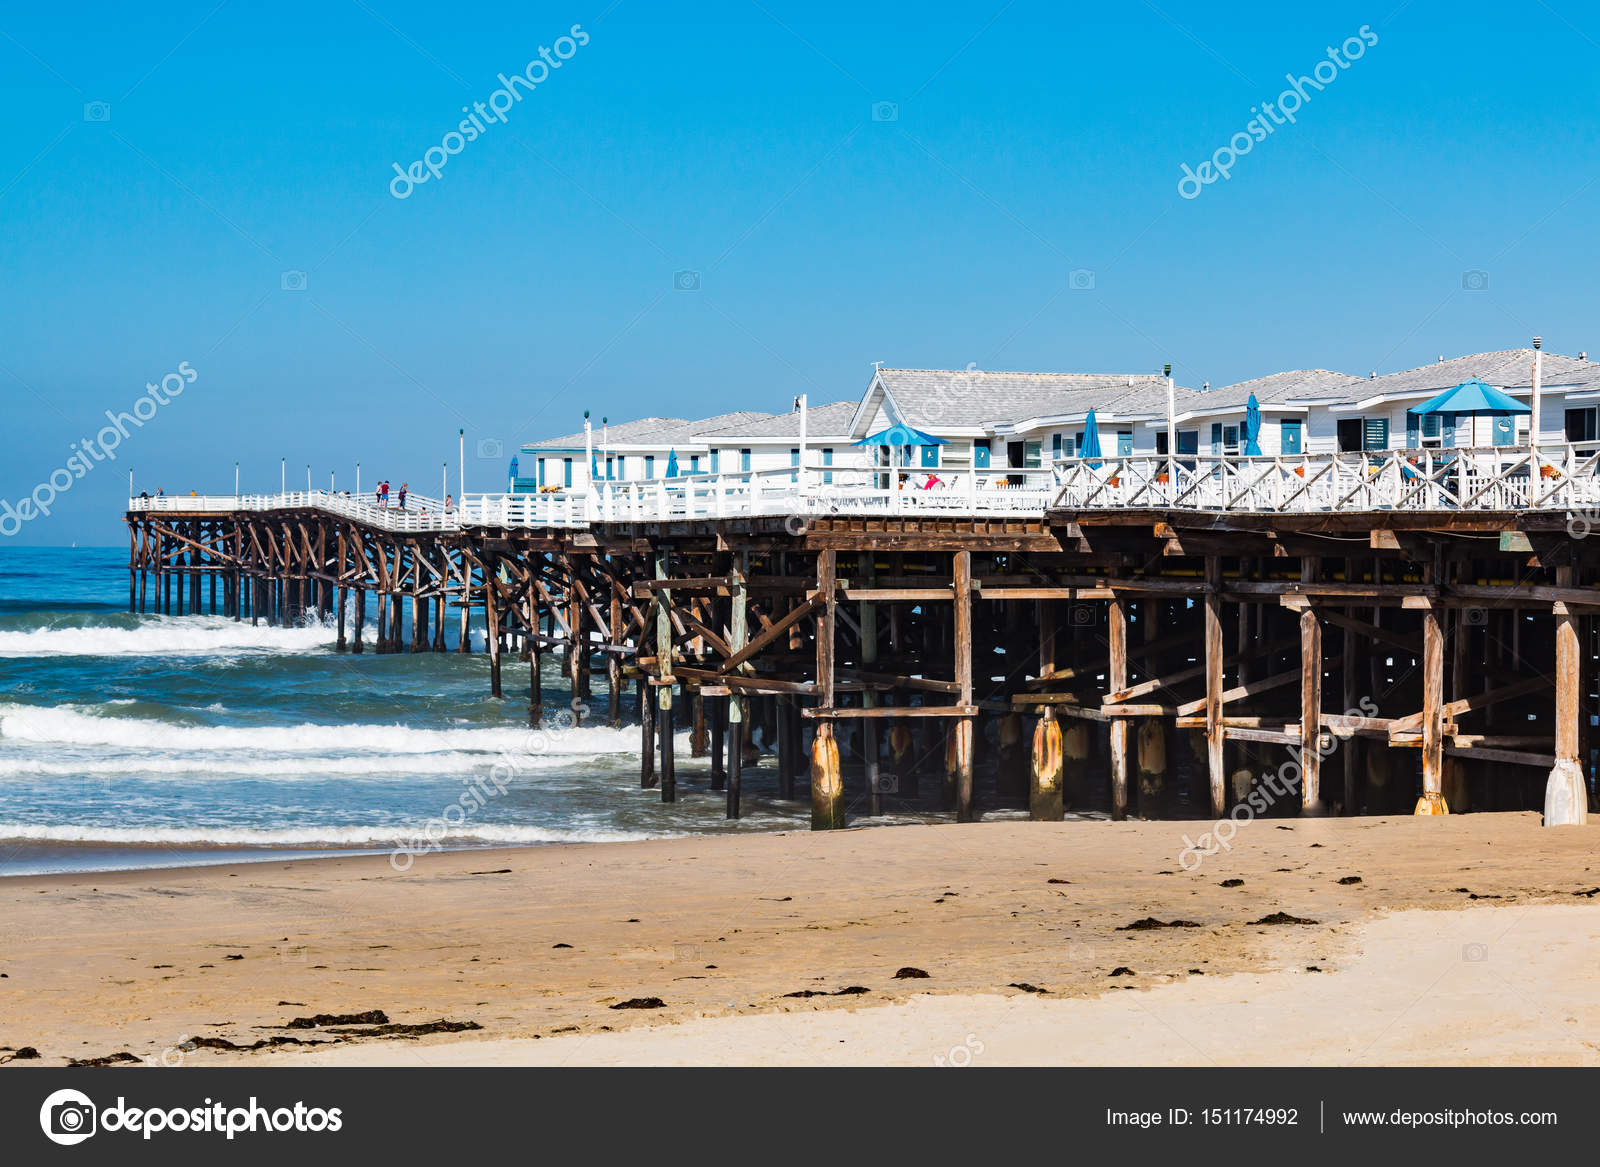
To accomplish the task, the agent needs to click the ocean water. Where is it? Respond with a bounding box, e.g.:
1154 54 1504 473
0 546 812 876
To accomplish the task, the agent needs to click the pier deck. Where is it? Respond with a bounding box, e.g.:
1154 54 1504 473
124 446 1600 829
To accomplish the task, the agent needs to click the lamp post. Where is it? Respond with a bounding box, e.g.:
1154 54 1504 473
1531 336 1543 458
235 461 239 496
442 461 447 504
356 462 361 497
458 429 465 501
281 457 286 494
584 411 594 494
795 394 808 489
1164 363 1175 491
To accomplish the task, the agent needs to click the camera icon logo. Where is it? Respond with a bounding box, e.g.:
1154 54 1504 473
872 101 899 122
83 101 111 122
476 437 505 459
1462 942 1489 963
674 269 701 291
1461 269 1489 291
784 515 812 536
281 270 308 292
1069 268 1096 291
1069 604 1096 627
40 1088 97 1146
1462 607 1488 627
872 773 898 794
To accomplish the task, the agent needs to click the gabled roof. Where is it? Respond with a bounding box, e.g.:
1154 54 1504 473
1356 349 1590 401
862 368 1174 433
523 410 773 450
1197 369 1365 410
697 401 857 440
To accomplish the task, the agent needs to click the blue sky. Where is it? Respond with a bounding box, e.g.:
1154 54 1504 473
3 0 1598 543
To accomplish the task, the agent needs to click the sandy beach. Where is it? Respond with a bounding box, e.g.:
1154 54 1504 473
3 813 1598 1068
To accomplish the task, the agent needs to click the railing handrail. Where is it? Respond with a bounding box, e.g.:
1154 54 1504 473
127 446 1600 529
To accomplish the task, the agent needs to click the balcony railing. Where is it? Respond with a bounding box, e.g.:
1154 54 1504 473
1050 445 1600 514
127 446 1600 531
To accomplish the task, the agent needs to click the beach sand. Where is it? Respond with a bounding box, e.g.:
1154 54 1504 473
2 813 1597 1067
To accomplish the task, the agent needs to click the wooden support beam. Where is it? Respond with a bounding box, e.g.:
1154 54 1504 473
1299 558 1324 815
1107 592 1128 821
952 549 975 822
1204 555 1226 817
1417 558 1446 814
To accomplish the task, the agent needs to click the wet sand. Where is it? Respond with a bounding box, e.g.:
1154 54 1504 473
2 813 1597 1067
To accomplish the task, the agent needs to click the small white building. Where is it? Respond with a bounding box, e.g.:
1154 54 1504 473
697 401 862 479
1195 350 1596 456
849 368 1184 474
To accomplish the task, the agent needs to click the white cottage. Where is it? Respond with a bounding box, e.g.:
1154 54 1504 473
849 368 1183 474
1195 350 1595 457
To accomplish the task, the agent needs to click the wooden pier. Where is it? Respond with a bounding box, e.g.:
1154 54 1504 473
126 458 1600 827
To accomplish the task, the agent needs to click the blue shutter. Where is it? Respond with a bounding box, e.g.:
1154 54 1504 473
563 458 572 487
1363 417 1388 450
822 448 834 485
1117 431 1133 456
645 455 654 478
1211 423 1222 454
1280 420 1302 454
1052 434 1062 461
740 449 751 472
1406 412 1419 448
710 449 720 473
973 441 991 469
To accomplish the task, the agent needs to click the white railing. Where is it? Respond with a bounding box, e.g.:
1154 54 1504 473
130 490 459 532
130 447 1600 531
1051 445 1600 514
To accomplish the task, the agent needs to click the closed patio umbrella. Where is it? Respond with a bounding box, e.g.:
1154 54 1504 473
1244 393 1263 455
666 449 680 478
1079 409 1103 467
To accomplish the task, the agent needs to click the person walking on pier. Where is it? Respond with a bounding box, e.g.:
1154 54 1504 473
398 483 408 510
379 481 390 508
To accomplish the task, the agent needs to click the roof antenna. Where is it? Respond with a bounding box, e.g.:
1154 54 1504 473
1202 380 1210 390
1369 371 1376 378
871 360 884 371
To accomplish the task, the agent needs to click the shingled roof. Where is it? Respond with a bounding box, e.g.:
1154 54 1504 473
1360 349 1591 399
1195 369 1366 411
871 368 1175 430
698 401 858 439
524 410 774 449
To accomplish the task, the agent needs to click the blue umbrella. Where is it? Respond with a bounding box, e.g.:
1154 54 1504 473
1079 408 1103 467
1411 377 1529 415
1243 393 1263 455
666 449 680 478
590 453 600 483
853 423 947 447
